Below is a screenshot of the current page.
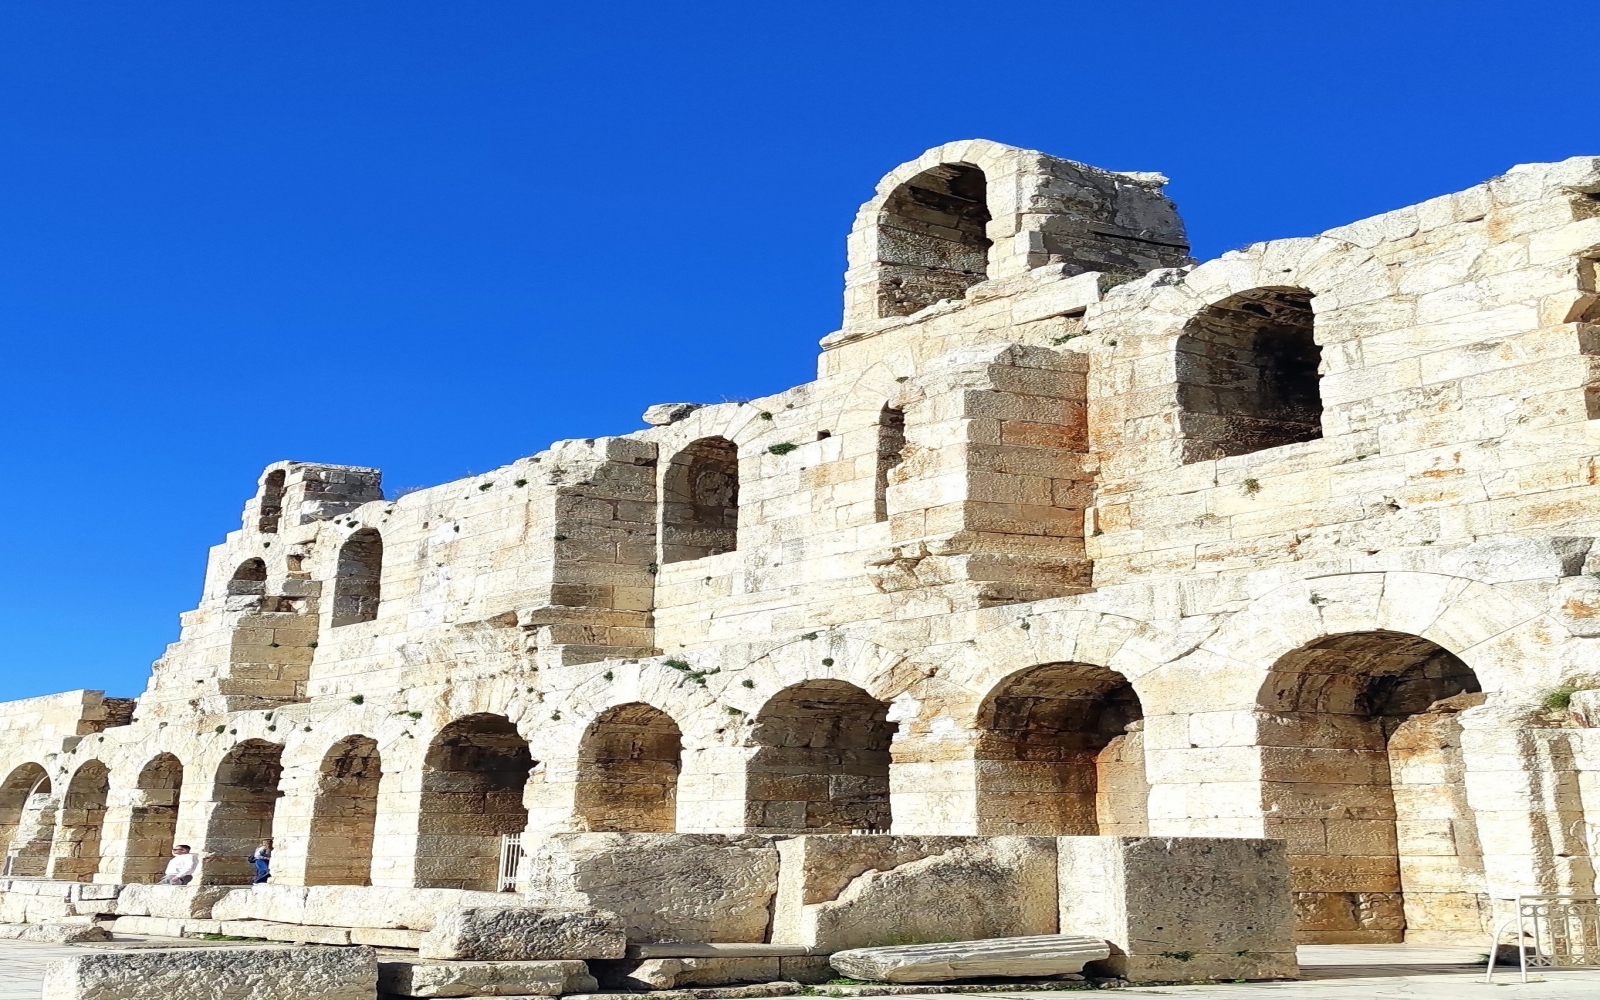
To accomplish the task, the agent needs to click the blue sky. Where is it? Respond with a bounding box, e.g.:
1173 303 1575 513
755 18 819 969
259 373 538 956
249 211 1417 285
0 1 1589 699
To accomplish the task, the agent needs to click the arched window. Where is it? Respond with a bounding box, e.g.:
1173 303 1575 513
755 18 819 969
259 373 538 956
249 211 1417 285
875 406 905 523
332 529 382 627
876 164 990 318
746 680 894 833
227 558 267 597
418 714 533 890
1260 631 1482 943
574 703 682 832
258 469 286 534
1176 287 1321 463
305 736 381 886
204 739 284 884
660 437 739 564
125 753 183 882
974 663 1145 836
53 761 110 882
0 764 53 877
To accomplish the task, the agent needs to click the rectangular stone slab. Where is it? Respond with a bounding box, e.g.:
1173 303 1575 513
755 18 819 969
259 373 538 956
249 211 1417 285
40 945 377 1000
378 958 596 997
828 934 1110 983
627 944 822 958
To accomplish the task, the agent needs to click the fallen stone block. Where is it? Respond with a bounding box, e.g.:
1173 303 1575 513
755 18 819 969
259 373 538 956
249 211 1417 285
596 957 780 990
379 958 596 997
1057 836 1297 982
628 944 821 958
113 884 235 920
303 885 515 931
217 919 352 945
208 884 309 924
41 945 377 1000
419 906 627 961
0 922 111 944
596 955 836 990
352 925 424 949
525 834 779 944
829 934 1110 983
109 915 189 937
792 837 1058 951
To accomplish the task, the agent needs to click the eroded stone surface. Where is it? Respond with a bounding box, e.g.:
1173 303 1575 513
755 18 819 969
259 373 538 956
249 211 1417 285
378 958 597 997
40 945 376 1000
829 934 1110 983
419 906 627 962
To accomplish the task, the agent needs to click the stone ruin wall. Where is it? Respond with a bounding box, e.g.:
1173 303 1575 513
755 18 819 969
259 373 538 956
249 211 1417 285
0 139 1598 946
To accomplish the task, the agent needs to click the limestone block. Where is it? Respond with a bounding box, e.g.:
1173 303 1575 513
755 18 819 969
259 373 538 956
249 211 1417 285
524 833 779 943
378 958 596 997
113 884 236 920
1438 536 1591 583
595 957 780 990
1057 837 1296 982
207 885 308 924
795 837 1058 952
829 934 1110 983
772 835 974 943
352 925 424 948
302 885 511 931
0 922 110 944
419 906 627 962
643 403 705 426
218 920 353 945
40 945 377 1000
627 944 821 957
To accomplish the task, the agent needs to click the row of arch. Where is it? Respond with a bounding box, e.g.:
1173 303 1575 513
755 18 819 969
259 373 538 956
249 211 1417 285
2 628 1484 941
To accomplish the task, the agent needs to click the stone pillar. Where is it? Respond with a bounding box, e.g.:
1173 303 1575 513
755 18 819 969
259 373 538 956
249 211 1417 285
868 343 1093 610
369 767 420 888
889 733 981 836
675 745 753 834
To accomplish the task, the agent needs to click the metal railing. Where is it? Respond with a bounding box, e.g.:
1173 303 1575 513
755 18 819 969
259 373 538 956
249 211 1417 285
1486 894 1600 982
497 833 523 892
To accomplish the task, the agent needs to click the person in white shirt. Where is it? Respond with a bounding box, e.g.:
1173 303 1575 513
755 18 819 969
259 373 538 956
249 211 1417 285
156 845 199 885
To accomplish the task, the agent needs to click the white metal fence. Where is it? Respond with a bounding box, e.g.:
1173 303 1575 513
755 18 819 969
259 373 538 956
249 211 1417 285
497 833 524 892
1487 894 1600 982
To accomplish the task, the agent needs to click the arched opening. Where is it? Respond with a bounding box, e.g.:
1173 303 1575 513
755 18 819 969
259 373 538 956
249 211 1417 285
973 662 1146 836
227 558 268 597
204 740 284 884
875 163 991 318
332 529 383 627
418 714 533 890
258 469 286 533
875 406 905 523
746 680 895 832
126 753 184 882
0 764 53 877
574 703 682 832
50 761 110 881
1259 631 1484 944
305 736 381 886
660 437 739 564
1176 287 1321 463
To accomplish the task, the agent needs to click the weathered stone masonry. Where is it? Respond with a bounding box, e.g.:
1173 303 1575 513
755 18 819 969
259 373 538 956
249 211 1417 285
4 139 1600 946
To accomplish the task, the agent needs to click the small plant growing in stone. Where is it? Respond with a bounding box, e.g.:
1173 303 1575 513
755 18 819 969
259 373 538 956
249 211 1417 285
821 657 834 666
214 725 226 734
1241 478 1262 496
304 725 312 732
895 376 909 383
308 641 317 649
229 728 237 735
759 411 773 420
1050 332 1082 345
408 711 422 720
550 711 562 721
726 706 744 716
1019 619 1031 630
603 670 613 681
664 658 691 670
1309 592 1329 607
1545 686 1578 711
553 534 567 541
1161 950 1195 962
350 694 364 705
801 632 818 640
768 442 798 455
742 678 755 688
478 483 493 491
514 479 528 487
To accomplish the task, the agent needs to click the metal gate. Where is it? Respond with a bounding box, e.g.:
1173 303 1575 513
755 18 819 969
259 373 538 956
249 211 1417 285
1487 895 1600 982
